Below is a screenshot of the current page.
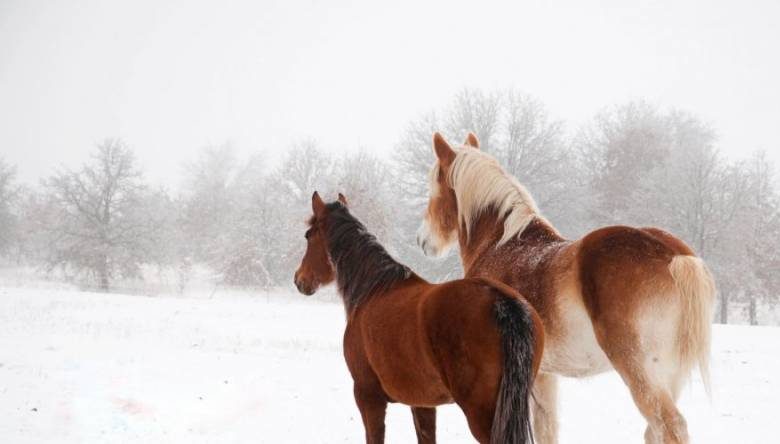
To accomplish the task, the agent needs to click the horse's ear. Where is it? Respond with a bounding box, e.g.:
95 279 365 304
337 193 348 207
464 132 480 149
312 191 326 218
433 132 456 167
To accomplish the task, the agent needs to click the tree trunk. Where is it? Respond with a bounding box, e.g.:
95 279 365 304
719 291 729 324
98 255 110 292
749 297 758 326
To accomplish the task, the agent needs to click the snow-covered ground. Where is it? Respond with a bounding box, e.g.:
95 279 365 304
0 286 776 443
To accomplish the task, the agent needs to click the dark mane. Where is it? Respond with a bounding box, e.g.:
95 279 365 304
323 202 411 311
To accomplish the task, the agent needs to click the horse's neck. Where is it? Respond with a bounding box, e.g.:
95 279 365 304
329 230 413 312
459 209 565 277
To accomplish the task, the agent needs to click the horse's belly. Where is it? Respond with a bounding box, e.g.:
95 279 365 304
363 325 452 406
379 372 453 406
542 291 612 377
372 356 452 406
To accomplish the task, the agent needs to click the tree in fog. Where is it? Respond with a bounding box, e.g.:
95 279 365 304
215 155 277 287
739 151 780 324
444 89 502 149
0 158 18 257
703 162 752 323
180 143 238 265
276 139 335 203
42 139 162 291
180 144 270 287
334 151 394 243
583 106 734 255
393 112 441 207
577 101 672 227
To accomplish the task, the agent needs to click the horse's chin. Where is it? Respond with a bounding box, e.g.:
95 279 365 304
417 221 449 258
425 243 454 259
418 234 454 258
299 287 317 296
295 280 319 296
417 224 457 259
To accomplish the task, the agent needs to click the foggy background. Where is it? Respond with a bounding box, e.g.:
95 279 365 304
1 0 779 325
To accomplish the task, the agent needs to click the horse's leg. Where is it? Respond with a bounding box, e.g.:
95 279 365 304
532 372 559 444
600 336 689 444
626 371 687 444
354 385 388 444
649 367 690 444
411 407 436 444
458 401 494 444
449 367 498 443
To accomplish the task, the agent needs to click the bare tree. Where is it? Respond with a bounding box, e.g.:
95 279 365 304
179 144 275 287
0 158 18 257
43 139 160 291
275 139 335 202
444 89 502 149
217 154 276 287
706 162 751 323
393 112 441 206
335 151 394 242
577 101 671 227
180 143 238 265
740 151 780 324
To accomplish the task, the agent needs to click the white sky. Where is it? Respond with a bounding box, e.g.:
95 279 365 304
1 0 778 188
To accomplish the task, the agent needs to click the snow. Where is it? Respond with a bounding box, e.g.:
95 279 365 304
0 286 777 443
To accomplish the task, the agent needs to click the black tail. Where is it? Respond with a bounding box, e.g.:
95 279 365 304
491 292 537 444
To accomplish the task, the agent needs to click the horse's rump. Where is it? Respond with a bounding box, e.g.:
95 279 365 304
576 225 714 387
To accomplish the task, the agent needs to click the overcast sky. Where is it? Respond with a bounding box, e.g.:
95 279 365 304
1 0 778 188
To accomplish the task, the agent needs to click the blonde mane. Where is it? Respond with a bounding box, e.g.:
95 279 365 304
436 147 549 245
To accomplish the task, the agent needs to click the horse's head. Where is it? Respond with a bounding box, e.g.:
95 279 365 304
293 191 348 295
417 132 479 257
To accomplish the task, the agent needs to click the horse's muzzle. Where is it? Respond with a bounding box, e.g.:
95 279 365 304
294 273 316 296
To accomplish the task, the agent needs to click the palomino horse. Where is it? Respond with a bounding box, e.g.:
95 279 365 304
294 191 544 444
416 133 716 444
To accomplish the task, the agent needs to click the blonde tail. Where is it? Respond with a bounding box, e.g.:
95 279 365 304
669 255 716 396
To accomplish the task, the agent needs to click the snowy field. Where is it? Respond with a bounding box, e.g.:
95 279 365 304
0 286 777 443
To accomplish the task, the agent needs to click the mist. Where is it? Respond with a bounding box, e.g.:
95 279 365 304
1 1 779 443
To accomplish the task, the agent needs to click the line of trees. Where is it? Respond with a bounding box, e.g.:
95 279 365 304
1 89 778 324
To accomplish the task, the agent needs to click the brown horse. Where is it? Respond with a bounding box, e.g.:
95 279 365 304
416 133 716 444
294 191 544 444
